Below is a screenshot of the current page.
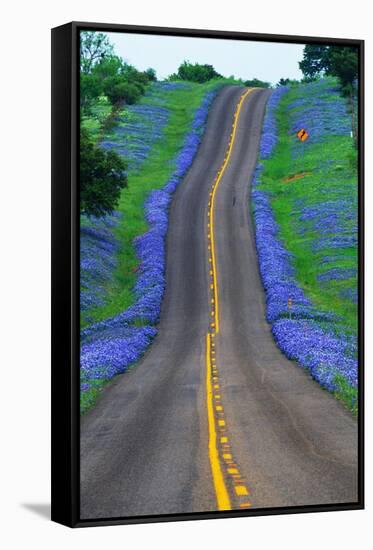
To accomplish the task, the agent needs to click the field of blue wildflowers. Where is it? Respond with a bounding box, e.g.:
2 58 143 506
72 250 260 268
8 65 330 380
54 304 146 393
80 80 229 412
252 78 358 411
80 83 175 327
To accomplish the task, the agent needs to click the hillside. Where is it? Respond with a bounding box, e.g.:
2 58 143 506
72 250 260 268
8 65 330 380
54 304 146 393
252 77 358 411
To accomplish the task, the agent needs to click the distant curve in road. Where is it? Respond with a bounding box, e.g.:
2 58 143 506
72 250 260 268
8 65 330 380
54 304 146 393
80 86 358 520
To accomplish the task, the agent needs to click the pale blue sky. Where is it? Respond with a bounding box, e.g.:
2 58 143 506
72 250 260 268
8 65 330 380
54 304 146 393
106 32 305 85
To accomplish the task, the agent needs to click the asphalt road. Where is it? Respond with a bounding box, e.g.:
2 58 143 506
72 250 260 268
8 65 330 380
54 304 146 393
80 86 358 520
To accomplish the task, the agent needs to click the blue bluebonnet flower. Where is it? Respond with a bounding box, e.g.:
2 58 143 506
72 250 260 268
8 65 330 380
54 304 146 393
260 87 289 158
272 318 357 390
251 82 357 392
317 267 356 283
80 212 121 317
81 326 157 381
101 101 170 173
339 287 358 304
288 80 352 151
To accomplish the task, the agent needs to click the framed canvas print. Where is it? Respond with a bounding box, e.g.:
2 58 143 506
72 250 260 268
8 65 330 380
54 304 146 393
51 21 364 527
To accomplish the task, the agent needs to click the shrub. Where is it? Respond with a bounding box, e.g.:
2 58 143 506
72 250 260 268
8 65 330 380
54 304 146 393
80 73 103 112
80 127 127 217
244 78 271 88
103 77 143 105
169 61 222 83
277 78 300 87
145 68 157 81
91 55 123 81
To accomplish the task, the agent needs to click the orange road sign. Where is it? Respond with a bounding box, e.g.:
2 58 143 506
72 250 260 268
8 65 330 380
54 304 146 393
297 128 309 142
288 297 293 308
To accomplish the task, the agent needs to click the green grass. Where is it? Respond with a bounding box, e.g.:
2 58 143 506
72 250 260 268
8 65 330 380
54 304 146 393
80 378 110 415
257 81 358 412
334 374 358 415
81 96 112 138
259 86 357 338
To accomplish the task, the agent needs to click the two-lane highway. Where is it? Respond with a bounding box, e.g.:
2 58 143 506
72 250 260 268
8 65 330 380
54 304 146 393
80 86 358 519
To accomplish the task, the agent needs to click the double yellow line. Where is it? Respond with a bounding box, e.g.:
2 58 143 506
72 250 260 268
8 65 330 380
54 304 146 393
206 88 255 511
206 332 231 509
208 88 254 334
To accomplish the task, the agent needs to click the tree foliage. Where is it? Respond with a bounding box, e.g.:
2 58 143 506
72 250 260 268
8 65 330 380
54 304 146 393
277 77 300 87
80 31 114 74
145 68 157 81
299 45 358 91
169 61 222 83
327 47 358 90
80 128 127 217
80 31 152 112
244 78 271 88
103 78 143 105
91 55 123 81
80 73 102 111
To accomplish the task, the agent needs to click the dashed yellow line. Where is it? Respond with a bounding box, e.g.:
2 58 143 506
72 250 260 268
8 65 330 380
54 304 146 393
206 333 231 511
235 485 249 496
206 89 256 512
208 88 255 334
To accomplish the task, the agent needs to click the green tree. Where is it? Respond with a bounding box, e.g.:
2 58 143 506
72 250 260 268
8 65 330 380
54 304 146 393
79 32 152 113
244 78 271 88
277 77 300 87
121 64 149 90
80 31 114 74
80 128 127 217
103 77 143 105
169 61 222 83
92 55 123 80
80 32 116 111
145 68 157 81
80 73 103 112
328 47 358 89
299 45 358 90
299 45 330 80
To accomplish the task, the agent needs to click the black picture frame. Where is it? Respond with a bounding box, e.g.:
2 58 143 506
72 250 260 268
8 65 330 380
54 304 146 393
51 21 365 528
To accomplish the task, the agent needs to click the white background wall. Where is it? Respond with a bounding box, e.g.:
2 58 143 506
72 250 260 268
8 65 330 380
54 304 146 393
0 0 370 547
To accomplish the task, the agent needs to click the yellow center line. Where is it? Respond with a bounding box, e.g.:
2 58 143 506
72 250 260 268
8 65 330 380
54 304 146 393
209 88 255 334
206 88 256 511
206 332 231 510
